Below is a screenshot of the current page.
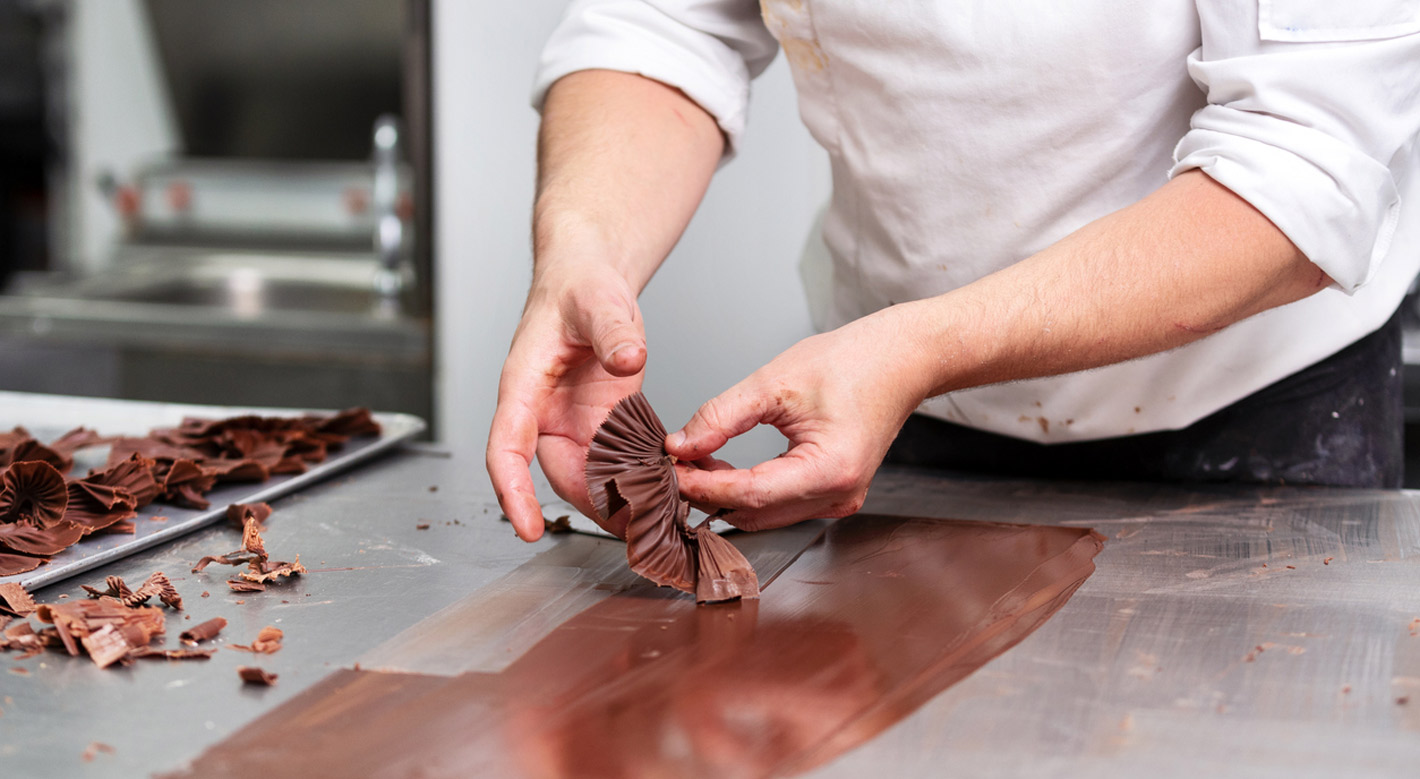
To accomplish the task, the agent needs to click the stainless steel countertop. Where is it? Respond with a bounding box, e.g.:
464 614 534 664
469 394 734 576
3 440 1419 776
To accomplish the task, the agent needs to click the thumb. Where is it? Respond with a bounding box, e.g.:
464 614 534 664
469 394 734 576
666 388 769 460
574 294 646 377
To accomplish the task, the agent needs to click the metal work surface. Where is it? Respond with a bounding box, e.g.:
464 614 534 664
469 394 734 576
2 432 1418 776
0 392 425 591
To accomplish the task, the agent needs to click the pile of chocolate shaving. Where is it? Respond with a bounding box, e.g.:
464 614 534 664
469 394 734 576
81 571 183 610
584 392 759 603
0 409 379 576
192 514 305 592
230 625 283 654
2 579 219 668
237 666 277 686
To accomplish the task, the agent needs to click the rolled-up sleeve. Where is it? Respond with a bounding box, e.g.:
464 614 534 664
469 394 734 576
533 0 778 156
1171 3 1420 291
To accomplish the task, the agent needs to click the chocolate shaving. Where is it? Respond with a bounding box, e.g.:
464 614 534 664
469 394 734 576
237 665 277 685
239 556 306 584
82 571 183 610
62 479 138 534
0 582 36 617
585 393 758 602
0 460 70 527
226 502 273 527
180 617 227 644
32 598 166 667
230 625 283 654
131 646 215 660
227 580 266 593
0 408 377 577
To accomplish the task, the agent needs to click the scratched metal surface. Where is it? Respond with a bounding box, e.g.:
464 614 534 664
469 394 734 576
0 392 426 591
2 440 1419 777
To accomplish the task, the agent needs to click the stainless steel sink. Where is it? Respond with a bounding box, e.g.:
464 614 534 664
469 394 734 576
65 250 404 318
0 246 432 426
0 247 427 356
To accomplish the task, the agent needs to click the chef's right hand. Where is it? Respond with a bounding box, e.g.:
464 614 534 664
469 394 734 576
487 265 647 542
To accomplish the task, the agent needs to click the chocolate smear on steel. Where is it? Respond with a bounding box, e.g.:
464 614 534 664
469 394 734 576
585 392 758 602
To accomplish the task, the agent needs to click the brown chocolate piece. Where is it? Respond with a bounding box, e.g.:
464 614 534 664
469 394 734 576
180 617 228 645
227 580 266 593
0 460 70 527
585 392 758 602
82 572 182 610
231 626 283 654
29 598 166 667
238 666 278 686
0 582 36 617
226 502 273 527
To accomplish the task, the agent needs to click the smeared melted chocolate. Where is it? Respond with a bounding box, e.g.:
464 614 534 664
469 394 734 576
166 514 1105 778
585 392 758 603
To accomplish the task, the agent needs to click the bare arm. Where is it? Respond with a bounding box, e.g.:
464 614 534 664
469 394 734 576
670 171 1331 528
487 70 723 541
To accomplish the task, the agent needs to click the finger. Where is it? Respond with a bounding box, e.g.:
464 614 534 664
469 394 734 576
486 399 546 542
665 388 772 460
574 294 646 377
675 451 821 513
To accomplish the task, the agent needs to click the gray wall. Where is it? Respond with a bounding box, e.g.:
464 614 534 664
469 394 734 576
432 1 831 486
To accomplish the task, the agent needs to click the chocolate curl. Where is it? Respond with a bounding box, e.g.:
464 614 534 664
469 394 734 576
585 393 758 603
0 460 70 526
83 453 162 508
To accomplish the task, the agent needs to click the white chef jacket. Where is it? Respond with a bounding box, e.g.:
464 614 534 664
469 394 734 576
533 1 1420 443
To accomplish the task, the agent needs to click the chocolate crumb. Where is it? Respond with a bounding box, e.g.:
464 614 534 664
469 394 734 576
544 515 573 534
1285 565 1296 570
415 523 430 530
201 591 210 598
428 485 438 492
237 666 277 686
81 741 115 762
1324 557 1333 565
9 666 28 675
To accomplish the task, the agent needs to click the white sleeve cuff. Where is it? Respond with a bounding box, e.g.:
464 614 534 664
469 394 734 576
531 0 777 158
1172 106 1402 293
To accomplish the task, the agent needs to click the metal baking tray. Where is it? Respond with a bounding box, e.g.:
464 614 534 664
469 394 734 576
0 391 425 592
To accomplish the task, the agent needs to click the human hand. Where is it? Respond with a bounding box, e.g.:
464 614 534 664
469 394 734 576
666 304 938 531
487 266 647 541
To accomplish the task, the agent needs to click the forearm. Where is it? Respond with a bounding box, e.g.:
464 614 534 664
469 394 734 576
533 69 724 293
903 171 1331 400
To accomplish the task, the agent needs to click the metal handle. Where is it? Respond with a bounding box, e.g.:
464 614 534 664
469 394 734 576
372 114 406 299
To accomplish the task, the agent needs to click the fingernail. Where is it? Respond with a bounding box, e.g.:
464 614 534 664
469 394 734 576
666 431 686 450
609 342 637 361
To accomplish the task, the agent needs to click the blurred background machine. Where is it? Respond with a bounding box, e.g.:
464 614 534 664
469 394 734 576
0 0 433 429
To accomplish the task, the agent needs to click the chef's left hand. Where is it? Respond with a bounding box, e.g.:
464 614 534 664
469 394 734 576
666 303 937 531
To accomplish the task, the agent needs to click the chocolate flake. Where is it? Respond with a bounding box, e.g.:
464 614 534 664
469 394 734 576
585 393 758 602
238 666 278 686
226 502 273 528
0 582 36 617
231 625 283 654
181 617 228 645
82 572 183 610
81 741 116 762
227 580 266 593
